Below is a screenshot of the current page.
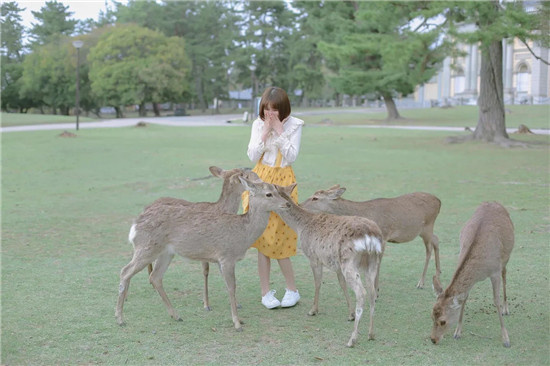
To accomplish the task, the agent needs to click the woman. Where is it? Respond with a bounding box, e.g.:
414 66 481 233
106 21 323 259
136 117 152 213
242 86 304 309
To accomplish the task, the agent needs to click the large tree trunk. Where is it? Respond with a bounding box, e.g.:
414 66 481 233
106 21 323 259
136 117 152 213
474 40 509 142
138 102 147 117
153 103 161 117
382 93 401 120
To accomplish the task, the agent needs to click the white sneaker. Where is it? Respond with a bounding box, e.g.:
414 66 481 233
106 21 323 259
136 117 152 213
261 290 281 309
281 289 300 308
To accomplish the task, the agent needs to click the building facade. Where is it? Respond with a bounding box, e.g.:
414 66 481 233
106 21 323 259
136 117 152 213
415 39 549 107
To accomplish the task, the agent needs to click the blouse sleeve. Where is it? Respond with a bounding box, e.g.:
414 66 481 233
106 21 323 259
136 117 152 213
246 119 266 163
273 118 303 164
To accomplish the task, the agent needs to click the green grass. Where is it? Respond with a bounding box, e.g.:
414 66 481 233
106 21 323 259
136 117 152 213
3 104 549 130
301 104 550 130
0 112 99 127
1 124 549 365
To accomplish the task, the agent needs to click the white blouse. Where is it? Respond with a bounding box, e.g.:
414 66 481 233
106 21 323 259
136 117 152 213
246 115 304 167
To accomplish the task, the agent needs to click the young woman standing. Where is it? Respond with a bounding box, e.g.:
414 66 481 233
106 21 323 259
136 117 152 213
242 86 304 309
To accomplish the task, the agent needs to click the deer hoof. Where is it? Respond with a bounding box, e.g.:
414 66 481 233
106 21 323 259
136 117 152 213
503 341 511 348
204 306 212 312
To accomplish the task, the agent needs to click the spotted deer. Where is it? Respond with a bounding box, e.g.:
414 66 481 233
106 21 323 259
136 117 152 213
116 175 291 331
274 184 385 347
142 166 254 310
301 185 441 288
431 201 514 348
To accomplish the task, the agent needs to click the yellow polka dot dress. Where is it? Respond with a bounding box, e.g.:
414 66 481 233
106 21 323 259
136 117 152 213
242 151 298 259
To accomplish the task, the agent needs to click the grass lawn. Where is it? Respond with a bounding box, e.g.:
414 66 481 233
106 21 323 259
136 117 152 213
2 104 549 130
300 104 550 130
1 124 549 365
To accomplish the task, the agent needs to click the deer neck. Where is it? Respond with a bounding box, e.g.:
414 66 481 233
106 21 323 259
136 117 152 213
276 200 314 232
330 198 362 215
215 189 242 214
244 202 275 242
445 254 476 297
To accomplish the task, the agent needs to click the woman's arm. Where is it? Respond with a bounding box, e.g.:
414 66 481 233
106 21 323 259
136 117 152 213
247 119 267 163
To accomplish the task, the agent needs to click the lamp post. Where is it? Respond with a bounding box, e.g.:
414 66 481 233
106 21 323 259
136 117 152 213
249 64 256 121
72 40 84 130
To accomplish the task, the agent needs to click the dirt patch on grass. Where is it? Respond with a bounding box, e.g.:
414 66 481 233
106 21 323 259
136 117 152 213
58 130 77 138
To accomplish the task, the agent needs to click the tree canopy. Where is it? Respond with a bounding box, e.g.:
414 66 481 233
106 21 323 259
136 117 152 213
88 24 190 117
2 0 548 139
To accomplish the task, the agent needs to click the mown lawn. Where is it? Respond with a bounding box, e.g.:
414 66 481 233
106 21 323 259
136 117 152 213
1 123 549 365
2 104 549 130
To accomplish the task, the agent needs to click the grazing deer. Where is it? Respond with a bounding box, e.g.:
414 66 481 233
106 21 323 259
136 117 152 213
142 166 253 310
116 175 291 331
275 185 385 347
430 201 514 348
301 185 441 288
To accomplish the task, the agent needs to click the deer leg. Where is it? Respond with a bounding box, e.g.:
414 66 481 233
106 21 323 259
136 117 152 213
416 233 433 289
308 263 323 316
501 266 509 315
490 273 511 348
219 261 242 331
149 251 181 322
453 295 468 339
364 255 379 341
342 263 366 348
336 269 354 321
432 234 441 277
202 261 211 311
116 250 154 325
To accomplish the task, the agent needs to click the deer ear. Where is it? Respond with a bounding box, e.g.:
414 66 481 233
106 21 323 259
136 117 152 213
432 275 444 296
239 176 257 195
247 171 262 183
285 183 297 195
209 166 223 178
328 187 346 199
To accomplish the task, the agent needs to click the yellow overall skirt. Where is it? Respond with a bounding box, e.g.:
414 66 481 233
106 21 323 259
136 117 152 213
242 151 298 259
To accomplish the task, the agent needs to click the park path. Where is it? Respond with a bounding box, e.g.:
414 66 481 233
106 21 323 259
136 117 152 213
1 111 548 135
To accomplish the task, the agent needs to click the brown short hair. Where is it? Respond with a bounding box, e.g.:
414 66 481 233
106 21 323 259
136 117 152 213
259 87 291 121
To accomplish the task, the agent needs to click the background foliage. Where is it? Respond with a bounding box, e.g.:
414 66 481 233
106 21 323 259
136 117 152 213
1 0 547 125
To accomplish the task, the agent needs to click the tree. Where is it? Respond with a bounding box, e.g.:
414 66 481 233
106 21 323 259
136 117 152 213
444 1 548 145
27 1 77 47
19 39 75 114
300 1 450 120
1 1 34 111
88 24 190 117
235 1 299 94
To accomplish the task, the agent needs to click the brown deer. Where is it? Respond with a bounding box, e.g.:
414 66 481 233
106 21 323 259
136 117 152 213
115 175 291 331
430 201 514 348
301 185 441 288
142 166 254 310
275 185 385 347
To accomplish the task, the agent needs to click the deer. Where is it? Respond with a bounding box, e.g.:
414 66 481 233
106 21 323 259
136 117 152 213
430 201 514 348
141 166 253 310
274 184 385 347
301 185 441 289
115 175 291 331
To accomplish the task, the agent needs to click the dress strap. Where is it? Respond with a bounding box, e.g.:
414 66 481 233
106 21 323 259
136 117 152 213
275 150 283 167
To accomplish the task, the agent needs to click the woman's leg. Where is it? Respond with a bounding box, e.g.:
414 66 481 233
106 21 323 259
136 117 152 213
258 251 271 296
278 257 297 291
